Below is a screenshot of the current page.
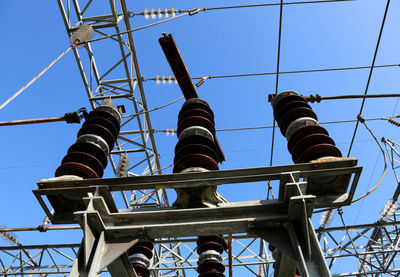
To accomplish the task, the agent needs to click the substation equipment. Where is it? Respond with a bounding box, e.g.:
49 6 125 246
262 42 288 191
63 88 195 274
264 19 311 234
34 89 362 277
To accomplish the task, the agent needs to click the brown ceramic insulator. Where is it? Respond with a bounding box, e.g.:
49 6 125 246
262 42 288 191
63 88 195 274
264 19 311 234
174 144 219 165
278 107 318 136
178 108 215 124
197 262 225 277
67 142 108 168
173 153 219 173
273 94 307 117
127 241 154 259
197 236 227 254
78 124 116 150
287 125 329 154
272 91 343 165
275 100 312 123
291 134 336 164
127 241 154 277
55 162 99 179
177 116 216 138
60 151 104 178
178 98 214 119
175 134 217 155
297 144 342 164
197 235 227 277
198 261 225 273
131 264 150 277
89 110 121 133
83 116 119 139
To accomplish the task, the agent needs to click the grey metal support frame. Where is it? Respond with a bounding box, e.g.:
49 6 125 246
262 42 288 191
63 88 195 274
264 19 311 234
31 160 361 276
69 175 330 276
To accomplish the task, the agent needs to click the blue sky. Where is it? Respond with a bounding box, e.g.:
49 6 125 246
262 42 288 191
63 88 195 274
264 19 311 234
1 0 400 275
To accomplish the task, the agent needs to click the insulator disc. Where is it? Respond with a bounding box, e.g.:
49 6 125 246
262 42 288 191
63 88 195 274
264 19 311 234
83 116 119 139
173 153 219 173
89 110 121 132
55 162 99 179
179 98 214 119
61 151 104 178
76 134 110 156
175 134 216 155
297 143 342 163
198 272 225 277
177 116 216 137
292 134 336 163
278 107 318 136
275 101 312 123
174 144 218 164
197 241 225 254
197 261 225 274
287 125 329 154
131 263 150 277
178 108 214 123
68 142 108 168
197 236 227 250
127 242 154 259
273 94 307 114
78 124 116 150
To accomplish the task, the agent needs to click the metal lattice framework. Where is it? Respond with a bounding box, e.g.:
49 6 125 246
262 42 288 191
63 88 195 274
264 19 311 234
57 0 169 208
3 221 400 276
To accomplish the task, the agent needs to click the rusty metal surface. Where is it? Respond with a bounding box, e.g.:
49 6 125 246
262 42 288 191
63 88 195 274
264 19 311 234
158 33 199 100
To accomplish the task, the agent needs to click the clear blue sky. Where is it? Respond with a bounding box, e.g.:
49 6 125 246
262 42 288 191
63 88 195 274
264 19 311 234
0 0 399 275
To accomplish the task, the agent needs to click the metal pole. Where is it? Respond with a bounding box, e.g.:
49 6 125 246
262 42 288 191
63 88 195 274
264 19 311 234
0 117 65 126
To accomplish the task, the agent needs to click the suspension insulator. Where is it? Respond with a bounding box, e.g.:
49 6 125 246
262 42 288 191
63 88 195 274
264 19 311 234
127 241 154 277
55 100 121 179
271 91 342 163
197 235 227 277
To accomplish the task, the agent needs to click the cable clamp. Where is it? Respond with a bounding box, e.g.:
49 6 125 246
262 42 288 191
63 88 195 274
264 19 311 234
64 107 87 124
357 114 365 123
195 76 210 87
308 94 321 103
188 8 204 16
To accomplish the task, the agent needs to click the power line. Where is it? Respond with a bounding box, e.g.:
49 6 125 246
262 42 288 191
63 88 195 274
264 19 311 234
347 0 391 157
84 12 191 44
0 46 73 111
269 0 284 167
150 114 400 134
188 63 400 80
305 93 400 102
132 0 355 17
203 0 354 11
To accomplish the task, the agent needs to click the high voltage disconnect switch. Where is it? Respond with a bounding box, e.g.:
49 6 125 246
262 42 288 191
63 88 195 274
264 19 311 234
32 29 364 277
160 32 228 277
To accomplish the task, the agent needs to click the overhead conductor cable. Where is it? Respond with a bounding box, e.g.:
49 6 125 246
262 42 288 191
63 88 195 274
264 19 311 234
0 24 94 111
